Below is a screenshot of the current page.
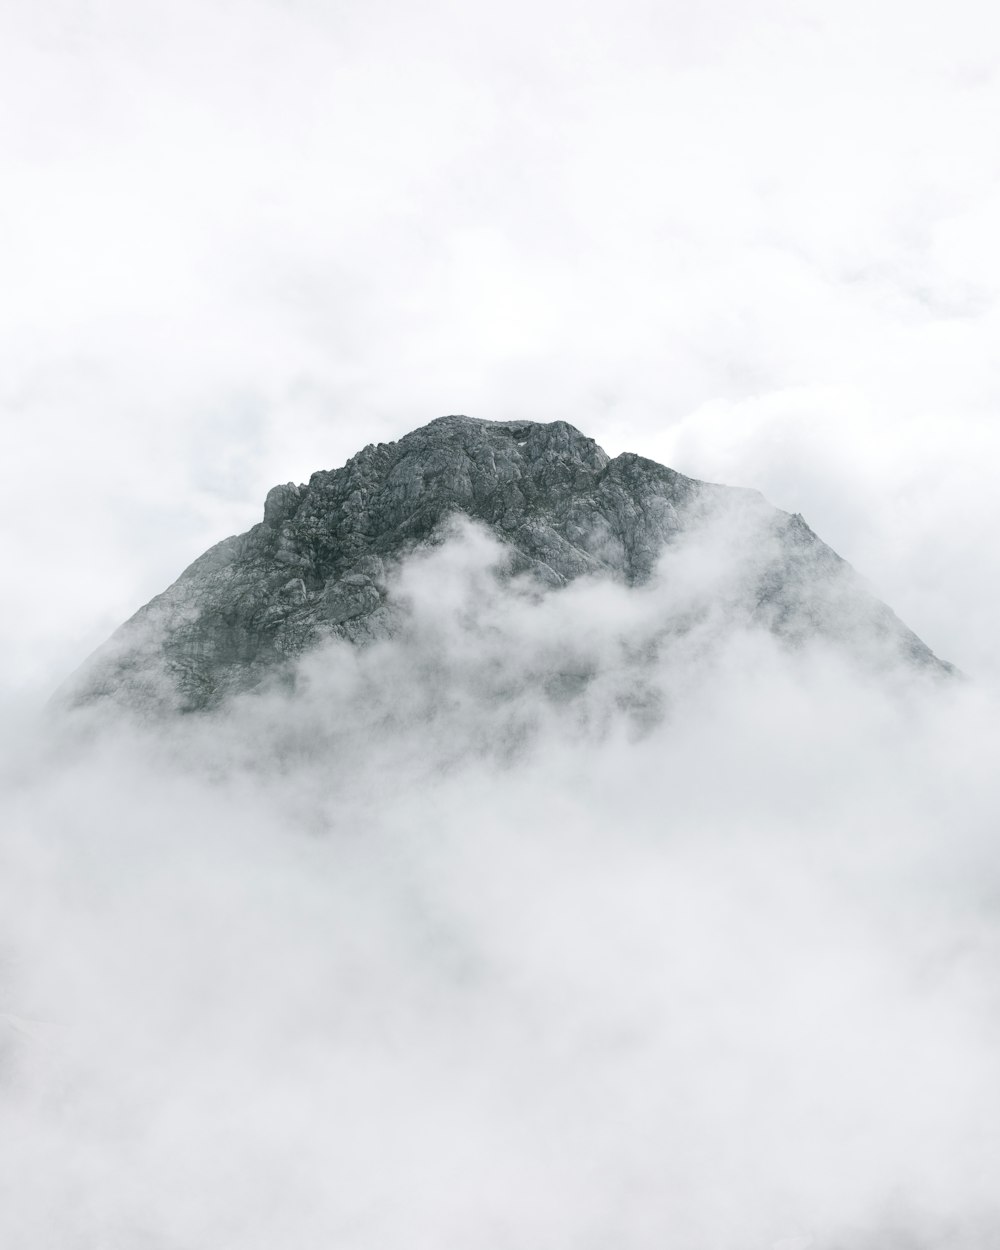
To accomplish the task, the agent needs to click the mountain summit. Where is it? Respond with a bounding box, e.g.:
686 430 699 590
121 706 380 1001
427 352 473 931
65 415 952 711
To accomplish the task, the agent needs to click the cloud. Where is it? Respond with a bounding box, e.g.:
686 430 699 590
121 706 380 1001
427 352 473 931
658 388 1000 683
3 524 1000 1248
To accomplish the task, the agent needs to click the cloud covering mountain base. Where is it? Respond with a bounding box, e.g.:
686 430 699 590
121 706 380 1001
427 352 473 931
3 526 999 1250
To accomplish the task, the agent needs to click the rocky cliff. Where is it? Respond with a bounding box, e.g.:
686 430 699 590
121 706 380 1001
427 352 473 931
63 415 952 711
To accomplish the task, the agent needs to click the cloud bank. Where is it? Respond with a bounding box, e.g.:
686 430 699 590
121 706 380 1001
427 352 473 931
3 525 999 1249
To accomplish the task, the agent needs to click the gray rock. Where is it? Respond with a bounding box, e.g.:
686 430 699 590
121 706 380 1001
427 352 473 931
61 415 953 712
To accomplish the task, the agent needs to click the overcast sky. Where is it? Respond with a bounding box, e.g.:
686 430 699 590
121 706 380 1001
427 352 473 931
4 0 1000 700
4 0 1000 696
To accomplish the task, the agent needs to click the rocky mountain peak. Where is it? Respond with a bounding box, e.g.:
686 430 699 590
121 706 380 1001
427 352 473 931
62 415 952 712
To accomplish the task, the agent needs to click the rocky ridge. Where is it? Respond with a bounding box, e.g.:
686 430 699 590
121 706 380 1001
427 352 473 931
64 415 952 711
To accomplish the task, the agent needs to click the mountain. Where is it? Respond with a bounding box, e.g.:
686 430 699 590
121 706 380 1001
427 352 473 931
63 415 952 712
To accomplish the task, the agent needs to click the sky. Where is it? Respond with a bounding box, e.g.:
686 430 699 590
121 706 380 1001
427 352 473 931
4 3 1000 1247
3 0 1000 699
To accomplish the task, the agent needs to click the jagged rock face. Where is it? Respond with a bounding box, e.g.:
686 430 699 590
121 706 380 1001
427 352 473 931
65 415 952 711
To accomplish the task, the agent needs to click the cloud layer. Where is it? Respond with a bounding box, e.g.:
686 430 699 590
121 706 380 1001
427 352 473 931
3 528 1000 1248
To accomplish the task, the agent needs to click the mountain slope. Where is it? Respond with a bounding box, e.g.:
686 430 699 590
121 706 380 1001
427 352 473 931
63 415 952 711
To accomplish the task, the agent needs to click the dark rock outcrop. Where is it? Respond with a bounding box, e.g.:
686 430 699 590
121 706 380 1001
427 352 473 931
63 415 952 711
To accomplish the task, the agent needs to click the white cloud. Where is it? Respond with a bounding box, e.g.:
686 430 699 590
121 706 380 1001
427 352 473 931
4 526 1000 1247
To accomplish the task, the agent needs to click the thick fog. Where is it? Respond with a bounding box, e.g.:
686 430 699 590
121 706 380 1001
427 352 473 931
3 519 1000 1249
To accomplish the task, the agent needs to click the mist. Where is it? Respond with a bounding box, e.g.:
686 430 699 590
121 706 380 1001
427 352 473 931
3 520 1000 1249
